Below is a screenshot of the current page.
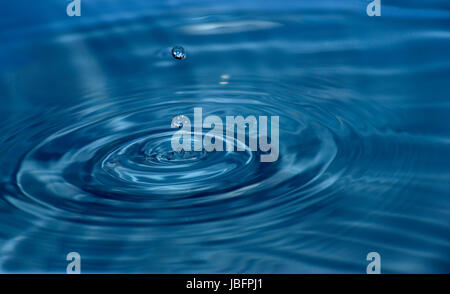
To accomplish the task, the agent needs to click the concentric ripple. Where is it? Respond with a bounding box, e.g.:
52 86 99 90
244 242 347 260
0 1 449 273
12 83 345 227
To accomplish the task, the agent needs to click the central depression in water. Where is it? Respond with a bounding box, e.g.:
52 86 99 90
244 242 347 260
0 4 449 273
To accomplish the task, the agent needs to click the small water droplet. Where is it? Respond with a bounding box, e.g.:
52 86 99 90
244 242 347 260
220 74 230 85
172 46 186 60
171 115 189 128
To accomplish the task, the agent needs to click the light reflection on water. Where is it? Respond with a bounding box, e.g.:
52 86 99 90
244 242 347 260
0 0 449 273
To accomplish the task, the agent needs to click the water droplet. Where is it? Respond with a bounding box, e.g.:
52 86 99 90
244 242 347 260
171 46 186 60
171 115 189 128
220 74 230 85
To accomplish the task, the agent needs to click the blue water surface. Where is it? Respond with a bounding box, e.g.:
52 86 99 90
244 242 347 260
0 0 449 273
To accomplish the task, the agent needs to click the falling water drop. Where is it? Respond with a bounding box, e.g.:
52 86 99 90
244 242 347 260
171 46 186 60
171 115 189 128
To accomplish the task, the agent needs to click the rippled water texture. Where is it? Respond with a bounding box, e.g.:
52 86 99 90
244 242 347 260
0 1 449 273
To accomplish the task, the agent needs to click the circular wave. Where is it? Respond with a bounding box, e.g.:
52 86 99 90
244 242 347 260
9 80 356 228
2 6 445 273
